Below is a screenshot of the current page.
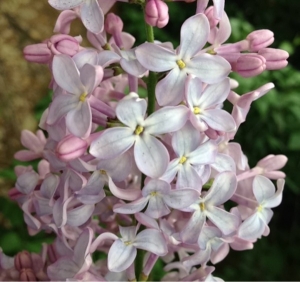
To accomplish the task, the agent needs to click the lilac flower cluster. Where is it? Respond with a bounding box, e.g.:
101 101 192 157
1 0 289 281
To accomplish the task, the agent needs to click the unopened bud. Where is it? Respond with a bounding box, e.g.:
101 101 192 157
145 0 169 28
56 135 88 161
20 268 37 281
23 43 51 64
246 29 274 52
258 48 289 70
236 54 266 77
205 6 219 29
105 13 124 48
14 251 33 271
49 34 80 56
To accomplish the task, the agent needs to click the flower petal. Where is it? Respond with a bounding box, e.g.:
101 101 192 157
134 135 169 178
90 127 135 159
179 14 210 60
66 204 95 226
135 43 177 72
80 0 104 34
186 54 231 84
48 0 84 10
238 213 265 240
253 175 275 204
200 109 236 132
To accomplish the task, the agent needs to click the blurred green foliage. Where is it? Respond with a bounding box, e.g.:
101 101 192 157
1 0 299 280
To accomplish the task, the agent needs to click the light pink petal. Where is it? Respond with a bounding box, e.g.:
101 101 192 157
52 54 85 95
80 0 104 34
48 0 84 10
199 78 230 109
113 197 149 214
116 97 147 129
108 240 137 272
89 127 135 159
134 135 169 178
47 94 78 125
80 64 103 94
180 209 205 244
108 177 142 201
41 174 59 199
16 171 39 194
177 164 202 190
66 204 94 226
145 105 189 135
97 150 133 182
186 54 231 84
98 50 120 67
188 140 217 165
146 196 170 218
205 172 237 206
185 75 203 108
260 208 273 224
160 159 180 183
53 198 69 228
238 213 265 240
164 188 200 209
155 68 186 106
172 121 201 156
134 229 167 256
135 43 177 72
47 257 79 280
20 130 41 151
253 175 275 204
73 227 93 266
179 14 210 60
206 206 239 235
66 101 92 138
212 153 236 173
135 212 159 230
214 11 231 45
264 178 285 208
213 0 225 19
14 150 41 161
201 109 236 132
73 49 98 69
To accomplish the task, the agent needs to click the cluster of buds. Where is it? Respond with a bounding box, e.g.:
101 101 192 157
5 0 288 281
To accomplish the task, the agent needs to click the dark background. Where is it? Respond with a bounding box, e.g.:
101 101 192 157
0 0 299 280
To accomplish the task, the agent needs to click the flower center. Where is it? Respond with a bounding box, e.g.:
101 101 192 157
179 156 187 164
257 205 263 212
200 202 206 211
79 92 87 102
150 191 158 197
134 125 144 135
99 170 107 175
193 107 201 114
124 240 132 246
176 59 186 69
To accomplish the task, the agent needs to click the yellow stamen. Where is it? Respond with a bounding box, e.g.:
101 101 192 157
257 205 263 212
135 125 144 135
99 170 107 175
179 156 187 164
176 59 186 69
124 240 132 246
150 191 158 197
207 49 217 55
193 107 201 114
200 202 205 211
79 92 87 102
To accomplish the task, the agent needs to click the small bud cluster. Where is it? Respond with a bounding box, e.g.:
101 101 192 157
4 0 288 281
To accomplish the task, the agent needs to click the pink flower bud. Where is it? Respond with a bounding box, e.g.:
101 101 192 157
23 43 52 64
56 135 88 161
145 0 169 28
258 48 289 70
246 29 274 52
49 34 80 56
20 268 36 281
236 54 266 77
14 251 33 271
105 13 123 35
205 6 219 29
105 13 124 48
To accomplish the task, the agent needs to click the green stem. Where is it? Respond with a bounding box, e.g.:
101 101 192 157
135 249 145 280
144 21 157 116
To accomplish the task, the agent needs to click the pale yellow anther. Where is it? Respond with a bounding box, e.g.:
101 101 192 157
176 59 186 69
200 202 206 211
134 125 144 135
257 205 263 212
179 156 187 164
99 169 107 175
193 107 201 114
207 49 217 55
124 240 132 246
150 191 158 197
79 92 87 102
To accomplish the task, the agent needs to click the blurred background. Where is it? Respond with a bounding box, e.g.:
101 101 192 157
0 0 299 280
